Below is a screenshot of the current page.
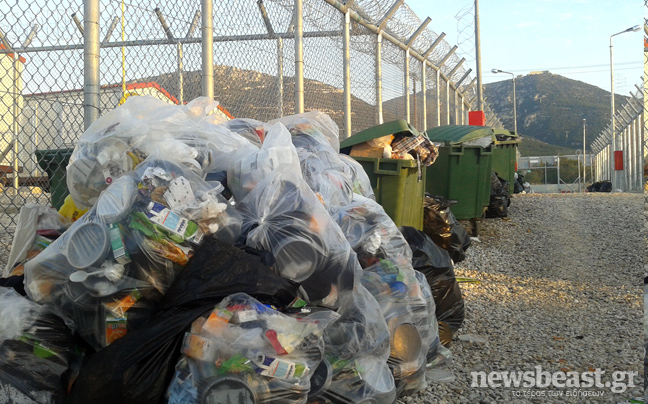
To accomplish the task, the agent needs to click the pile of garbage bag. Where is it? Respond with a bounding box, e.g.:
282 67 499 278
1 96 459 403
485 172 511 218
400 227 465 335
586 180 612 193
422 195 471 263
0 287 85 404
513 172 531 194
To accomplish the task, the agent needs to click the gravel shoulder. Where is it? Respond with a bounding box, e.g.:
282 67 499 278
401 193 644 404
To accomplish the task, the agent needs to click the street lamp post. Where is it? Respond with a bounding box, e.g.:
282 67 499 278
609 25 640 191
491 68 517 134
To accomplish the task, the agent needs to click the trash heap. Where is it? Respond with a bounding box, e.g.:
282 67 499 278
486 172 511 218
1 95 460 404
422 195 471 263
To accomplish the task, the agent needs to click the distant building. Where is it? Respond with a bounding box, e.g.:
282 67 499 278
529 71 550 75
0 45 25 174
2 78 232 177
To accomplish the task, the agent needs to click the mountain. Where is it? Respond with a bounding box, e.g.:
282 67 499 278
145 65 378 135
517 136 580 157
484 72 629 151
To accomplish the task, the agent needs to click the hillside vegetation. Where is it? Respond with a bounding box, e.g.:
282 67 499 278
484 72 629 151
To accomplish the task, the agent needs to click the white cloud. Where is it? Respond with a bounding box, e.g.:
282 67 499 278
557 12 572 20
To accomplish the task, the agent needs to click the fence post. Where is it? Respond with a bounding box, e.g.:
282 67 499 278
201 0 213 99
375 33 383 124
460 95 465 124
83 0 100 129
421 62 426 130
177 43 184 104
277 38 284 117
294 0 304 113
435 70 440 126
636 116 641 189
12 52 20 191
342 9 351 138
445 79 450 125
404 49 410 122
453 90 458 124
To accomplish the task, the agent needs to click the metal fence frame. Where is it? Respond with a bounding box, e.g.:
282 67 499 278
0 0 505 260
0 1 502 192
591 80 644 192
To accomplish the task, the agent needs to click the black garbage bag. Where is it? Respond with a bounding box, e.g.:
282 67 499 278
513 173 525 194
0 274 26 296
586 180 612 193
69 237 299 404
486 172 510 218
423 195 471 263
399 227 465 333
0 287 85 404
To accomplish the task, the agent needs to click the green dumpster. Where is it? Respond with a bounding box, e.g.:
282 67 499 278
424 125 495 222
340 120 425 230
492 129 520 195
36 148 73 210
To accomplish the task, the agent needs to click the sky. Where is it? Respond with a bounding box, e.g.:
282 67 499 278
407 0 644 96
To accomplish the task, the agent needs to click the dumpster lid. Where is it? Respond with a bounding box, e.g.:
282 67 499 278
493 129 521 144
424 125 495 145
340 120 419 151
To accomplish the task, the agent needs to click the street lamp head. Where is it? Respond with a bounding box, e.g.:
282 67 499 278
491 68 500 74
628 25 641 32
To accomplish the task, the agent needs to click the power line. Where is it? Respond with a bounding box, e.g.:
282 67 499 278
483 61 640 73
483 66 642 78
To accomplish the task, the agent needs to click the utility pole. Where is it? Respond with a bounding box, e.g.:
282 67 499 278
474 0 483 111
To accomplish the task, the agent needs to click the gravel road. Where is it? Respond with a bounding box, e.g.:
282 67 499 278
399 192 644 404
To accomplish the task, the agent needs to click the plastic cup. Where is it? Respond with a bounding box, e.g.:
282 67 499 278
308 359 333 398
65 222 111 269
199 375 258 404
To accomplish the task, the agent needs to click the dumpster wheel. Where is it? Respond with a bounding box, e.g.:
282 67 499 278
470 218 479 237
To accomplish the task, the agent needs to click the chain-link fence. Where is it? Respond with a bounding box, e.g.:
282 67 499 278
0 0 504 265
644 12 648 189
590 12 646 192
590 78 644 192
518 155 594 193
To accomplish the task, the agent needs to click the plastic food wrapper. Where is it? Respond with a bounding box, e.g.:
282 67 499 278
359 259 430 397
400 226 465 333
337 154 375 200
166 293 339 404
333 195 412 268
269 111 341 153
227 122 301 202
68 237 300 404
58 195 89 221
0 287 84 404
423 195 471 263
25 158 239 350
67 96 257 208
237 167 357 308
3 204 69 277
316 283 396 404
